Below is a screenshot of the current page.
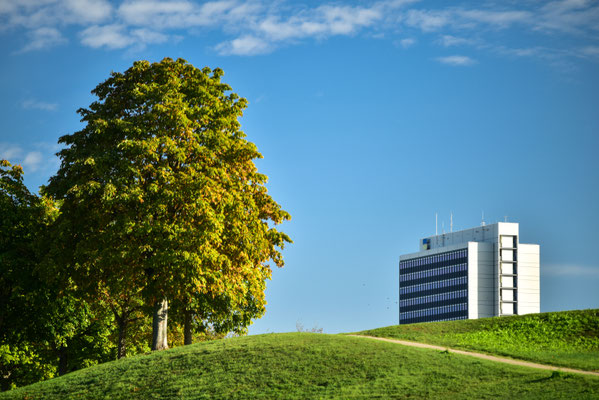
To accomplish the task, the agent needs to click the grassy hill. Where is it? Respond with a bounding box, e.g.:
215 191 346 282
1 327 599 399
360 309 599 372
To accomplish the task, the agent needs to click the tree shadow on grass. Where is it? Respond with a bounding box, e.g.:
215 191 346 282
529 370 576 383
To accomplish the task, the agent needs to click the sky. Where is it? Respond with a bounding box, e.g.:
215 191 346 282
1 0 598 335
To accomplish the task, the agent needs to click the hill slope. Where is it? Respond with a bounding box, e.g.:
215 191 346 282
1 331 598 399
360 309 599 371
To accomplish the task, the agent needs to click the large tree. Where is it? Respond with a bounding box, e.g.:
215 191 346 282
45 58 291 350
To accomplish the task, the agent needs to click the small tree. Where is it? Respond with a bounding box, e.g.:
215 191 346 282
46 58 291 350
0 161 114 389
0 160 52 389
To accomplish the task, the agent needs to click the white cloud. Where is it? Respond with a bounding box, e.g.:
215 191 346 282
0 144 23 160
536 0 599 33
544 264 599 277
256 16 310 42
438 35 474 47
216 35 271 56
131 28 170 45
117 0 259 29
0 146 44 172
252 4 383 43
581 45 599 57
457 9 530 28
22 151 43 172
405 9 449 31
215 2 389 55
1 0 112 29
80 24 134 49
436 55 476 66
22 99 58 111
1 0 598 66
0 142 62 175
399 38 415 48
63 0 112 24
223 1 263 23
18 26 66 52
118 0 196 28
494 46 541 58
319 5 382 35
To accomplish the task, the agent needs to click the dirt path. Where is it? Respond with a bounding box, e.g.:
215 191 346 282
349 335 599 377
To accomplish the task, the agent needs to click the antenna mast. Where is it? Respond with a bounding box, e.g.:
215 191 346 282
450 212 453 232
481 211 486 227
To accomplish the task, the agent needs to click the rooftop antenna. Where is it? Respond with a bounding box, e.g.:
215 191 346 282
481 211 486 226
435 212 438 236
450 211 453 233
504 215 508 222
442 221 445 234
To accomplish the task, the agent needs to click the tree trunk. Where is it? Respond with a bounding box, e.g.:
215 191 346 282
58 345 68 376
1 371 12 392
152 297 169 351
184 309 192 345
117 316 128 359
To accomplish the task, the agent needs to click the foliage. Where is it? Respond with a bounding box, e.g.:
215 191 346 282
167 319 226 347
1 58 291 390
359 309 599 371
1 333 598 399
0 160 117 390
0 160 49 389
44 58 291 347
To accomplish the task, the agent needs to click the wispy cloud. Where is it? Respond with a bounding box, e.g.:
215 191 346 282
405 9 449 32
438 35 475 47
216 35 271 56
22 99 58 111
398 38 416 48
64 0 112 24
215 3 387 55
17 27 66 53
581 45 599 58
79 24 171 50
118 0 200 28
1 0 112 28
544 264 599 278
1 0 598 67
456 9 531 28
0 143 23 160
80 24 134 49
436 55 476 66
535 0 599 33
0 142 61 175
22 151 43 172
3 0 112 52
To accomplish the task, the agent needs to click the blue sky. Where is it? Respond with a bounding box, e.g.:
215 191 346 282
1 0 598 334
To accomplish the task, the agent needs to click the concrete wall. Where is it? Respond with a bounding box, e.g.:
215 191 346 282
468 242 478 319
518 243 540 315
401 242 468 261
469 242 495 318
423 222 519 250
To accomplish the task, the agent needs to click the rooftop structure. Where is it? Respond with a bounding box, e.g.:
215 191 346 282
399 222 540 324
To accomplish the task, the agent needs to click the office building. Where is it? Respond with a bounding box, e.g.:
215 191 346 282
399 222 540 324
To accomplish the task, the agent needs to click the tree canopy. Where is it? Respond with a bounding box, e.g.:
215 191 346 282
44 57 291 350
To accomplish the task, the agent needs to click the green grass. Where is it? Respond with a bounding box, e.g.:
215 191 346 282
2 332 598 399
359 309 599 372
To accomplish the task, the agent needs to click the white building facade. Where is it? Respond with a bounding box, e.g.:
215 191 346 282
399 222 540 324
